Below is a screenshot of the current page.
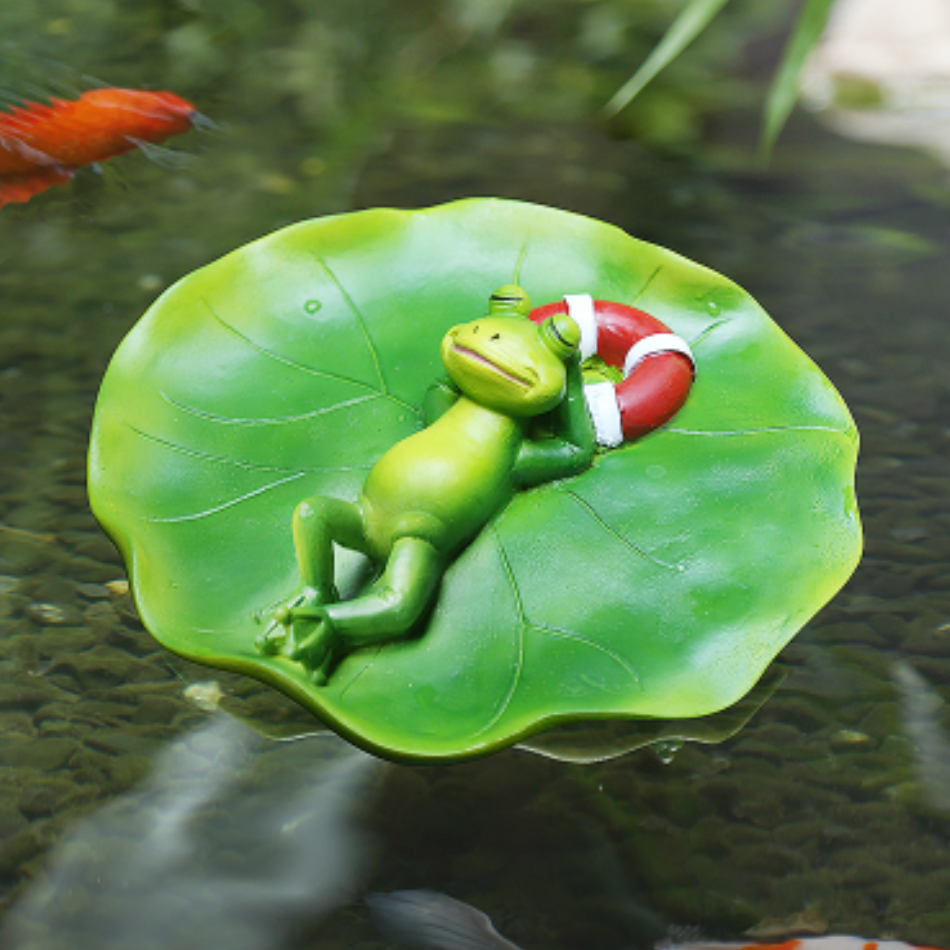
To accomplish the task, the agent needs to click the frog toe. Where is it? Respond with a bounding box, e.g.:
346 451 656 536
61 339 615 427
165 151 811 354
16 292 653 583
255 621 286 655
310 659 332 687
289 616 334 668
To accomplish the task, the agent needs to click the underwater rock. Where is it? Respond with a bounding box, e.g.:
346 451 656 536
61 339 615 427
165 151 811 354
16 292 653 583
0 681 74 712
16 736 80 772
25 602 82 626
19 778 77 819
829 728 872 749
182 681 224 713
0 828 42 879
74 582 111 600
133 693 187 725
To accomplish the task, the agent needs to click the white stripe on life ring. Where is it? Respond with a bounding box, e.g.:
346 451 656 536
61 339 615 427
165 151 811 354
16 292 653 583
583 381 624 448
622 333 695 379
563 293 598 361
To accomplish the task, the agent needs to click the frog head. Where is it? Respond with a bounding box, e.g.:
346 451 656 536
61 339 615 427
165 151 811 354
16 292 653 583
441 286 580 417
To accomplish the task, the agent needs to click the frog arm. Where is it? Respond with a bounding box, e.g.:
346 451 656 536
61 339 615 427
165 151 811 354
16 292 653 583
422 376 461 425
514 360 596 489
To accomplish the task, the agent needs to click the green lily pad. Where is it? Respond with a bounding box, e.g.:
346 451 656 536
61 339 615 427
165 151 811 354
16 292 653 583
88 198 861 762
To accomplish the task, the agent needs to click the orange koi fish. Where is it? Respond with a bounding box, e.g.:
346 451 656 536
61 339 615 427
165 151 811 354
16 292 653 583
667 938 946 950
0 87 197 208
366 890 948 950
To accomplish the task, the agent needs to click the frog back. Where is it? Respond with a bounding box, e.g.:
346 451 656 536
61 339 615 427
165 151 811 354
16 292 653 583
360 399 522 558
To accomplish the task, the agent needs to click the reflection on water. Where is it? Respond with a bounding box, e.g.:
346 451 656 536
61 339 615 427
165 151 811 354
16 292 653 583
896 663 950 814
0 719 382 950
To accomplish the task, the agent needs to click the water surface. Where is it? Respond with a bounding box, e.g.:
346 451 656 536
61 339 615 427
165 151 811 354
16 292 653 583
1 2 949 948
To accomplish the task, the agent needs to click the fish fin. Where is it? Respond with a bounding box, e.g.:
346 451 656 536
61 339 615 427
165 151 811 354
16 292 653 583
366 890 525 950
0 165 74 207
0 98 51 124
0 98 70 138
125 136 193 170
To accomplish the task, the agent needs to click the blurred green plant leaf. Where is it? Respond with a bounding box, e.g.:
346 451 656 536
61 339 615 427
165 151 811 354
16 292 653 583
89 199 861 762
603 0 733 118
606 0 837 153
761 0 837 155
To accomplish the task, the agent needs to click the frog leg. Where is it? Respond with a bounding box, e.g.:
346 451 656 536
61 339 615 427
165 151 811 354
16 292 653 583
290 536 443 684
292 495 370 601
255 495 370 657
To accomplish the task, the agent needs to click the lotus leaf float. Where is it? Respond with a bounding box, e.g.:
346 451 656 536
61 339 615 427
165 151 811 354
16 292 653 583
88 198 861 762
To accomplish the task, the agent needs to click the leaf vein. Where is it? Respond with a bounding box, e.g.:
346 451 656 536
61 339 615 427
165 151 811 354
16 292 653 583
120 415 371 474
533 622 641 687
630 264 663 305
689 317 731 347
474 529 525 736
339 648 382 699
311 255 387 393
146 471 310 523
201 298 382 394
513 238 529 284
159 390 379 427
558 488 679 571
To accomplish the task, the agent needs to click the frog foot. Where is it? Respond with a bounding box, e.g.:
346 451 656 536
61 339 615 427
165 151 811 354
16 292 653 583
255 595 300 656
254 587 334 658
288 613 338 686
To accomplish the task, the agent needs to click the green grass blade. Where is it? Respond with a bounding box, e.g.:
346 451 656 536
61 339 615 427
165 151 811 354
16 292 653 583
603 0 734 117
760 0 837 155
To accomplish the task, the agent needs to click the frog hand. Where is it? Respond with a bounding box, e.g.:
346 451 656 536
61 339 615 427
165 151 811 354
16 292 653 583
288 609 338 686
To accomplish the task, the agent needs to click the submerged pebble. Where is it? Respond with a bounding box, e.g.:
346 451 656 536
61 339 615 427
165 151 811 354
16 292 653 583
18 778 78 819
24 602 81 626
0 575 19 596
830 728 873 749
183 680 225 712
74 582 111 600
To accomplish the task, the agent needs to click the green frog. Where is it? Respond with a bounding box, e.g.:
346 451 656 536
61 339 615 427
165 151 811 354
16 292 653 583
256 285 596 683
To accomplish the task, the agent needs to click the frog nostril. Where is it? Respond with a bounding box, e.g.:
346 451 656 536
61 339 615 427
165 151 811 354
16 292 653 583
491 333 500 341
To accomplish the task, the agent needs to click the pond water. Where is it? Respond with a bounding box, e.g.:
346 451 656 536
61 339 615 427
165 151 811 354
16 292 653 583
1 2 949 949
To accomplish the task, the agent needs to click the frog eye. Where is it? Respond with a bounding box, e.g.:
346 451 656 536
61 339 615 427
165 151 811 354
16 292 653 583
488 284 531 317
539 313 580 360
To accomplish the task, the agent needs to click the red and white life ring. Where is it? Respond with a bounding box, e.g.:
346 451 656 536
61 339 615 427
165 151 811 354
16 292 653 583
530 294 695 447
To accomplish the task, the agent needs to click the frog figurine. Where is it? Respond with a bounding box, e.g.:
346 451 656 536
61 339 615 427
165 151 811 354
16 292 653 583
255 285 597 684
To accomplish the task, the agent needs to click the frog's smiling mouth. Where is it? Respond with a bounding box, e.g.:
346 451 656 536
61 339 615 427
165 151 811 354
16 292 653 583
451 343 533 387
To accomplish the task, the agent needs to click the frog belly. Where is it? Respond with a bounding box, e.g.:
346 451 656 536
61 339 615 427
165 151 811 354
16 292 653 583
361 418 519 558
